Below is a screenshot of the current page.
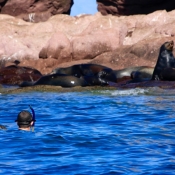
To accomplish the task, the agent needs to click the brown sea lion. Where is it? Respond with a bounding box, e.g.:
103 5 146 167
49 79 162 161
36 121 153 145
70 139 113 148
113 66 154 83
51 64 117 85
0 65 42 85
130 67 154 82
152 41 175 81
20 74 88 87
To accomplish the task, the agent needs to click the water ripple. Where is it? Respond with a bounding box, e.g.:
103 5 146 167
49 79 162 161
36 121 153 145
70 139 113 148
0 89 175 174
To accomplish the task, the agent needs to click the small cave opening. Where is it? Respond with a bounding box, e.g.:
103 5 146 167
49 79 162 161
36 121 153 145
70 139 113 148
70 0 98 16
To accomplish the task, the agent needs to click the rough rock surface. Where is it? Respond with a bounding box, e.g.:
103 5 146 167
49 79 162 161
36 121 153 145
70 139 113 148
110 80 175 90
0 0 73 22
97 0 175 16
4 81 175 95
1 0 175 20
0 10 175 74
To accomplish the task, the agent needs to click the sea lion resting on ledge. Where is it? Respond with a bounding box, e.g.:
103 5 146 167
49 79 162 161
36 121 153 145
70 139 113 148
114 41 175 83
20 64 154 87
20 74 88 87
152 40 175 81
113 66 154 83
51 64 117 84
123 40 175 83
20 64 117 87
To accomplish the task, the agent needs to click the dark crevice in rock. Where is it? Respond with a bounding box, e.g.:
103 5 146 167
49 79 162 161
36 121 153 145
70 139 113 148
97 0 175 16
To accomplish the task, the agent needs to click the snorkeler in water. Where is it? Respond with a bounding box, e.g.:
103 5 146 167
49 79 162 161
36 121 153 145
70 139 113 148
15 105 36 131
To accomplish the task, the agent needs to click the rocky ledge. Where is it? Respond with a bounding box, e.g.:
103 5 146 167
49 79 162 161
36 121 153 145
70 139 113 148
0 10 175 75
3 81 175 95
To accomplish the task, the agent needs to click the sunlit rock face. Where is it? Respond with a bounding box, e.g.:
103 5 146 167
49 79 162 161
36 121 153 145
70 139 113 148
0 0 73 22
0 10 175 74
97 0 175 16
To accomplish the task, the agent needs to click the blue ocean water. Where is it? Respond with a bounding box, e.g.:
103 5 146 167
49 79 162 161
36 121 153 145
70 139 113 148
0 87 175 175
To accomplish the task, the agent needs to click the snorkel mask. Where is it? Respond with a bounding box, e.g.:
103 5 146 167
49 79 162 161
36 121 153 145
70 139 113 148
29 105 36 131
15 105 36 131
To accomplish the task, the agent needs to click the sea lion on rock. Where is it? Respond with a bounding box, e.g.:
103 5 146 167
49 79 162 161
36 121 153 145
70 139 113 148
51 65 82 77
152 41 175 80
113 66 153 83
51 64 117 85
20 74 88 88
160 67 175 81
130 67 154 82
82 68 116 86
0 65 42 85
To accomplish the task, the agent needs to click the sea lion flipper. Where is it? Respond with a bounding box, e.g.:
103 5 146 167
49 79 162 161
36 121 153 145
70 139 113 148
20 81 35 87
97 70 109 85
97 68 118 85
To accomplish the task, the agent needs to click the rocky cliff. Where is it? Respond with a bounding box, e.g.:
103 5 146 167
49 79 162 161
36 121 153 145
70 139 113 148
0 0 73 22
0 0 175 21
0 10 175 74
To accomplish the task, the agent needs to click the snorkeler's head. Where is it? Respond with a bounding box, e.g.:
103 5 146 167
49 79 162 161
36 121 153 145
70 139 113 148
15 111 33 128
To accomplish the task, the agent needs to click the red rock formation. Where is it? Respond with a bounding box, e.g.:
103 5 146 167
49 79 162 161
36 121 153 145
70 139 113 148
1 0 175 21
0 10 175 74
97 0 175 16
0 0 73 22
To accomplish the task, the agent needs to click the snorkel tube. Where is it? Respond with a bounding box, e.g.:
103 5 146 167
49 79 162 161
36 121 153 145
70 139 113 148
29 105 35 131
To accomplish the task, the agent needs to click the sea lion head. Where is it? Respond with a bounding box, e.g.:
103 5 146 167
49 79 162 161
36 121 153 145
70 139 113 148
152 41 175 80
163 40 174 51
